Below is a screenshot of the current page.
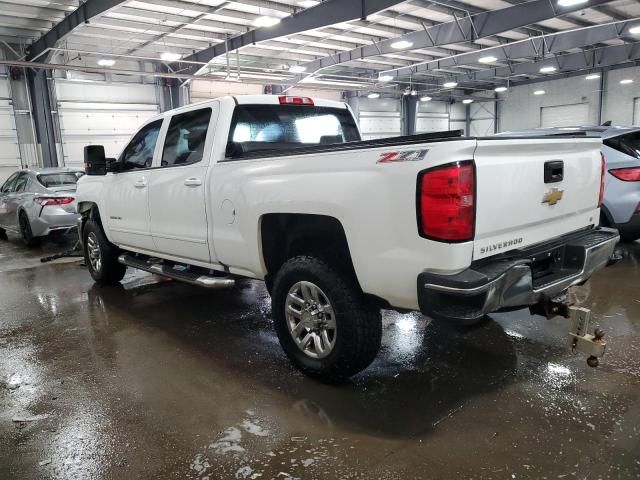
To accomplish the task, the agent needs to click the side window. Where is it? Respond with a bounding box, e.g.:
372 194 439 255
0 172 19 193
120 120 163 171
13 173 28 192
161 108 212 167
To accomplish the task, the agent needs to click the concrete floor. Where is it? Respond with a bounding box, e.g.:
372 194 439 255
0 234 639 480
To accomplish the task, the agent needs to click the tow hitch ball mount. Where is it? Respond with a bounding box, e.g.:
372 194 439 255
530 299 606 368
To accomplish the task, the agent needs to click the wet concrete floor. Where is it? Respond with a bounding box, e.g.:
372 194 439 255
0 233 639 479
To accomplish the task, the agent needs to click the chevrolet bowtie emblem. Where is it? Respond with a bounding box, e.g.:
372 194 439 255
542 187 564 206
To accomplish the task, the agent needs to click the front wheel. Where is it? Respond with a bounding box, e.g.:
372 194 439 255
272 255 382 382
82 218 126 285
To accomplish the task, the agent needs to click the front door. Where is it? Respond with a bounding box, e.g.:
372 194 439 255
104 119 163 252
148 106 215 263
0 172 19 228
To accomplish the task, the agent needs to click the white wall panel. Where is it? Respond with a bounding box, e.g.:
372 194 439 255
0 78 21 183
191 80 262 103
634 97 640 125
540 103 589 127
55 80 160 168
416 113 449 133
603 66 640 125
359 111 401 139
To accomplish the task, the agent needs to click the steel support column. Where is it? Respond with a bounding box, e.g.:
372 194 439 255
28 70 57 168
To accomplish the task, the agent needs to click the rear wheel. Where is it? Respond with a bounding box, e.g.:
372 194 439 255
272 255 382 382
19 212 41 247
82 218 126 285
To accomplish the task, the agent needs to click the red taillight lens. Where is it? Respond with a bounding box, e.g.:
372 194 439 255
417 161 475 242
278 96 314 105
598 153 606 208
609 167 640 182
35 196 74 206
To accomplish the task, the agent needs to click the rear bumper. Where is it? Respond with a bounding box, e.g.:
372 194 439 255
30 208 80 237
615 212 640 241
418 227 619 323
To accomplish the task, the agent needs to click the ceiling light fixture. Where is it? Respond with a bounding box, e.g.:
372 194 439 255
160 52 181 62
253 16 280 28
539 66 557 73
494 86 508 92
585 74 600 80
297 0 318 7
443 81 458 88
289 65 307 73
630 25 640 35
390 40 413 49
534 89 546 95
462 99 473 104
420 96 432 102
557 0 587 7
368 93 380 99
97 58 115 67
378 74 393 82
620 79 633 84
478 55 498 64
410 89 417 96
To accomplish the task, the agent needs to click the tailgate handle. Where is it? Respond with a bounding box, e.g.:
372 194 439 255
544 160 564 183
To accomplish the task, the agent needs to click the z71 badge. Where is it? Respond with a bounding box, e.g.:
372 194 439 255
377 149 429 163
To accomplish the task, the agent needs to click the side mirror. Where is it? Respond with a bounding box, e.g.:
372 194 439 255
84 145 107 175
105 158 120 173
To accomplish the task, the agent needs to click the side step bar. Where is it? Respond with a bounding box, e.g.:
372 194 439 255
118 254 235 289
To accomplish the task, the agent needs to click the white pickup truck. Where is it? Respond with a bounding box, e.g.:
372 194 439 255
76 94 618 381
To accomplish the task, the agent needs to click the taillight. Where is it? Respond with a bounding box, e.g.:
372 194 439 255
417 161 475 242
598 153 606 208
35 196 74 206
278 96 314 105
609 167 640 182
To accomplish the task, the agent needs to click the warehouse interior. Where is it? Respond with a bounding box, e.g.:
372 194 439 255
0 0 639 479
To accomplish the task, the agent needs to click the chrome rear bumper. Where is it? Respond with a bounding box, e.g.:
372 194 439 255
418 228 619 323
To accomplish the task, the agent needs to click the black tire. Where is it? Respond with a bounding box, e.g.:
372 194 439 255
82 218 126 285
0 227 6 240
19 212 41 247
272 255 382 382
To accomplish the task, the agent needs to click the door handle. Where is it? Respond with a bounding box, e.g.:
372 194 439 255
184 177 203 187
134 178 147 188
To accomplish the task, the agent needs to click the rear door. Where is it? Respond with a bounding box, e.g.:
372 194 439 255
148 105 216 263
473 137 602 259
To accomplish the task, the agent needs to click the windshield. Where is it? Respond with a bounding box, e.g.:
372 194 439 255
226 104 360 158
38 172 84 188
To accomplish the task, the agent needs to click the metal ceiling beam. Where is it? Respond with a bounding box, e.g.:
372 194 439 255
26 0 128 62
453 41 640 86
179 0 409 76
302 0 616 73
387 19 638 79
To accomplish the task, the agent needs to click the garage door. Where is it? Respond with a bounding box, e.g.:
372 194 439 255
415 113 449 133
540 103 589 128
359 111 401 139
0 78 21 183
55 80 160 168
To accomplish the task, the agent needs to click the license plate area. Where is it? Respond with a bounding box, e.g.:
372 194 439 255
531 245 585 289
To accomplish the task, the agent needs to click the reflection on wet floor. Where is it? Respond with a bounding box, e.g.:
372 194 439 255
0 234 639 479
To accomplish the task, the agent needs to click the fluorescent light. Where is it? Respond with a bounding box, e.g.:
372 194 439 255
462 99 473 104
368 93 380 99
289 65 306 73
539 66 557 73
620 79 633 84
534 89 545 95
443 81 458 88
97 58 115 67
585 74 600 80
253 16 280 27
478 55 497 64
494 86 508 92
630 25 640 35
410 90 417 96
557 0 587 6
160 52 181 62
420 96 432 102
390 40 413 49
378 74 393 82
297 0 318 7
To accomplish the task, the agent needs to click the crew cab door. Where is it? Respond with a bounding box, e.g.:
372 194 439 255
147 105 216 263
104 119 162 251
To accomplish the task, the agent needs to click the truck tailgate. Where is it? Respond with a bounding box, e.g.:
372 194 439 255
473 137 603 260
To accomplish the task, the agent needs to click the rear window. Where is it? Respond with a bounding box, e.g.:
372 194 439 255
37 172 84 188
226 104 360 158
604 131 640 159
